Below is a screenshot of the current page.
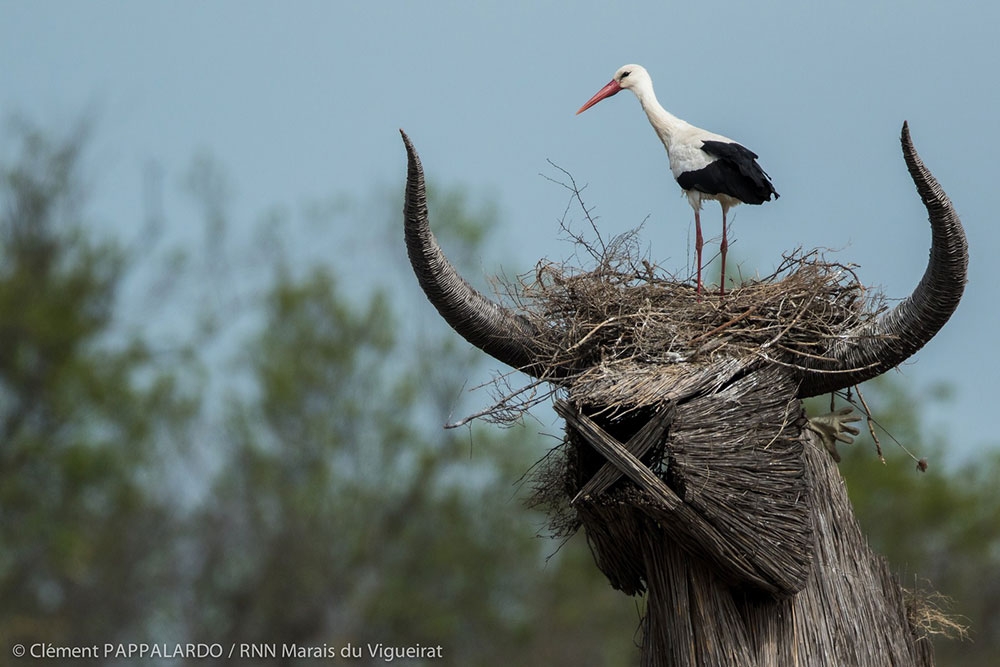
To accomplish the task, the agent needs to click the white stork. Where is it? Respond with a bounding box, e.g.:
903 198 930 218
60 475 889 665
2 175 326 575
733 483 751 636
577 64 778 297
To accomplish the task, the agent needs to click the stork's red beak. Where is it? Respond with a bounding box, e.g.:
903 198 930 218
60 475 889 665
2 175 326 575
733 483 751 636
576 80 623 115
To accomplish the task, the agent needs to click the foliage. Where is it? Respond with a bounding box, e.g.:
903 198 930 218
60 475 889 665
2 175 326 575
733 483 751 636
0 122 194 649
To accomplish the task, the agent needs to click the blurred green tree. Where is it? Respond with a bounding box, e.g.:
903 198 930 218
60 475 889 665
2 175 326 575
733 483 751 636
0 122 195 649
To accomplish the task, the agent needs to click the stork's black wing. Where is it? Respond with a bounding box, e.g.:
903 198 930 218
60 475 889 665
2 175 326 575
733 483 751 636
677 140 779 205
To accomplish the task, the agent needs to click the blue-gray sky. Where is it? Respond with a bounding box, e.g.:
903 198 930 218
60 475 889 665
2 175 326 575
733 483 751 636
2 1 997 459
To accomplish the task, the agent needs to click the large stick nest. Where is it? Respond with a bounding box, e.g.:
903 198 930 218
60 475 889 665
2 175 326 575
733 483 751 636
486 229 885 421
482 229 888 597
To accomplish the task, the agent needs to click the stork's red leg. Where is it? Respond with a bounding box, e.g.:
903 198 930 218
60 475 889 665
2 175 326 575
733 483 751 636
694 209 704 298
720 207 728 299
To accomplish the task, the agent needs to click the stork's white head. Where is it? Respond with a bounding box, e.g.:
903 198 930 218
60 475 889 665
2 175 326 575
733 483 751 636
576 63 653 115
613 64 651 92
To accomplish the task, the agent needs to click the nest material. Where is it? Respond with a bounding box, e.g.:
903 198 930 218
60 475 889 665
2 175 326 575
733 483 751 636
506 248 882 416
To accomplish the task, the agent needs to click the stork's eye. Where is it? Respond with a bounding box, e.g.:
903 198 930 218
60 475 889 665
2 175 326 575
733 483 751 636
621 71 631 79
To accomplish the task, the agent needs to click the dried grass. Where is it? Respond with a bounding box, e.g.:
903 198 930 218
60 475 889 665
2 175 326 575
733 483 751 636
905 587 970 642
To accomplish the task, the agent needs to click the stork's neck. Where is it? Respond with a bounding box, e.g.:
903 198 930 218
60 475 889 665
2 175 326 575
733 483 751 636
632 84 688 148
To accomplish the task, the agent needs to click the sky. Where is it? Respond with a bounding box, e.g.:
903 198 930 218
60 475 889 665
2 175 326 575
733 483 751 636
2 0 998 461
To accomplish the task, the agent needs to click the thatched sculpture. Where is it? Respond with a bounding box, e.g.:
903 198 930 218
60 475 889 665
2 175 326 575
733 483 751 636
400 122 968 666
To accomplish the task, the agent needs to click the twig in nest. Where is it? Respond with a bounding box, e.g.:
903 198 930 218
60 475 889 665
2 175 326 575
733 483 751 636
854 385 885 464
689 306 758 344
839 385 928 471
542 160 606 259
568 316 622 352
445 375 553 429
